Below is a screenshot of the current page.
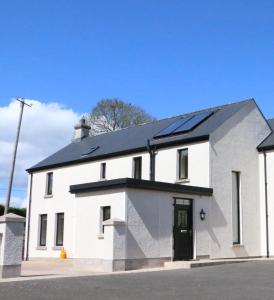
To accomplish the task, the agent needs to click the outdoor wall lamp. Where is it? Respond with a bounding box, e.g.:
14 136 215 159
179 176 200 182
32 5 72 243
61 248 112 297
200 209 206 221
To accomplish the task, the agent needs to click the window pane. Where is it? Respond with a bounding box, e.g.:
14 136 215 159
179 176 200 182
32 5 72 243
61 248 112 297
103 206 111 221
232 172 240 244
176 199 191 206
46 173 53 195
56 213 64 246
39 214 47 246
177 210 188 227
133 157 142 179
178 149 188 180
102 206 111 233
101 163 106 179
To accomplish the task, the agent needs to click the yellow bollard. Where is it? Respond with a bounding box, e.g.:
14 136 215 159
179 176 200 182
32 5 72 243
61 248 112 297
60 248 67 259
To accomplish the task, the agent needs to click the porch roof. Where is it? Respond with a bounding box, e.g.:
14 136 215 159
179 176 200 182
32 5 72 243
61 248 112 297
69 178 213 196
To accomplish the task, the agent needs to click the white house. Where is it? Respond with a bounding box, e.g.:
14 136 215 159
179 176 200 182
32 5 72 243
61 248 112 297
24 99 274 272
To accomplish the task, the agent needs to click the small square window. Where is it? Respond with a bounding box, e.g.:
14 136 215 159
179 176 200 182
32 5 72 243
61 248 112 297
133 157 142 179
100 163 106 179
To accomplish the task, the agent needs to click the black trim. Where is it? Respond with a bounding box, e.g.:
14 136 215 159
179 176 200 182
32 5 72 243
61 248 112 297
258 145 274 152
27 135 209 173
69 178 213 196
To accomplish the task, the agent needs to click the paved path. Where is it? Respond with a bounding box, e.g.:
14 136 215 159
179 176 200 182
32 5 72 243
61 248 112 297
1 261 274 300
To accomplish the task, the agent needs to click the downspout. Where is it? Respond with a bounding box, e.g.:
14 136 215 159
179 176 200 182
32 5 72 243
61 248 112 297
25 172 33 261
147 140 157 181
264 152 270 258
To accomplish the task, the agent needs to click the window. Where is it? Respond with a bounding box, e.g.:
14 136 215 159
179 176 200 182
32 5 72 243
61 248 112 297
133 157 142 179
101 206 111 233
56 213 64 246
100 163 106 179
232 171 241 244
46 172 53 195
39 214 47 246
178 149 188 180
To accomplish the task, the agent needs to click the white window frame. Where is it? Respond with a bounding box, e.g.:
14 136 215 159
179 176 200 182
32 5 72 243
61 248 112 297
177 148 189 181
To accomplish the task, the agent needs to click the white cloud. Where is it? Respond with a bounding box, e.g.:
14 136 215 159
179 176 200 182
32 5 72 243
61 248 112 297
0 99 81 207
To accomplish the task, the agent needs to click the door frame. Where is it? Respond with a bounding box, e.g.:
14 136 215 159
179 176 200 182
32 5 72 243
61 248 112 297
172 197 194 261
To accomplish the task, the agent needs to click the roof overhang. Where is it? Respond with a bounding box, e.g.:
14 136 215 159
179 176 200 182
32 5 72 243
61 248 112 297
258 145 274 152
69 178 213 196
26 135 209 173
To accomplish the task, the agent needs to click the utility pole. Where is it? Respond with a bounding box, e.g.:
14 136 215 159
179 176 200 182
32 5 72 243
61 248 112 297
4 98 31 215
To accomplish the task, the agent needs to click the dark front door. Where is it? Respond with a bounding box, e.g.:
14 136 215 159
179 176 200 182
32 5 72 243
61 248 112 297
173 199 193 260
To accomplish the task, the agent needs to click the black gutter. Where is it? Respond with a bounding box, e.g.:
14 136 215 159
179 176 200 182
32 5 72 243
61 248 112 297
258 145 274 152
25 173 33 261
26 135 209 173
147 140 157 181
70 178 213 196
264 152 270 258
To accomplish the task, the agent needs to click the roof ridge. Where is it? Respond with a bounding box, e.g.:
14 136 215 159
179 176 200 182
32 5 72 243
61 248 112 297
86 98 254 139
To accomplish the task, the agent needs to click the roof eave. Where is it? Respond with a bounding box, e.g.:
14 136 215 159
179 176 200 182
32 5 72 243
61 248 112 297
258 145 274 152
69 178 213 197
26 135 210 173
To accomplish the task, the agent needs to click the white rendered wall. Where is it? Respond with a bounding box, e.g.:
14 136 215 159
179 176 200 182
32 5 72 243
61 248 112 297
73 189 126 259
27 151 149 258
209 101 271 259
155 141 210 187
259 151 274 257
27 141 211 259
125 189 211 260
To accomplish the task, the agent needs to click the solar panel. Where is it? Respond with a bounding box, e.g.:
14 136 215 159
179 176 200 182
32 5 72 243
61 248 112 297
153 111 214 139
153 116 192 138
173 111 213 134
81 146 99 156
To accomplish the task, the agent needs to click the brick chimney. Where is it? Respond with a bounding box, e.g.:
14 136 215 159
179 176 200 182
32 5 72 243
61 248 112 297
74 117 91 140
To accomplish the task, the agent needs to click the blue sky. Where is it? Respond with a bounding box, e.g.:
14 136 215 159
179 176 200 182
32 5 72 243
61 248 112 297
1 0 274 118
1 1 274 207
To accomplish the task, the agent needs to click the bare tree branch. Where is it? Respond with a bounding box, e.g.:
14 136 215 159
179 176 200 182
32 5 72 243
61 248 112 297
88 99 156 135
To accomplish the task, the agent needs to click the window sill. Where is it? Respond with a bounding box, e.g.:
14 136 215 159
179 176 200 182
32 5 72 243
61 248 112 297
44 194 53 199
36 246 47 250
175 179 190 184
97 233 104 239
52 246 63 251
232 244 244 248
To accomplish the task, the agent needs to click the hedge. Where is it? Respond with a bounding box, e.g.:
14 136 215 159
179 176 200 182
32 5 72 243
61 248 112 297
0 204 26 217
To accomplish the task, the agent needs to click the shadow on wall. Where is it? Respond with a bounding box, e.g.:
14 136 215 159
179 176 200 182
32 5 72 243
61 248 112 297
210 102 254 147
207 195 228 249
126 191 173 259
126 230 146 259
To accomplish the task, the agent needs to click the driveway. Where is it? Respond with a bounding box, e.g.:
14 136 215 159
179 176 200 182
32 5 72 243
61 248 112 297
1 261 274 300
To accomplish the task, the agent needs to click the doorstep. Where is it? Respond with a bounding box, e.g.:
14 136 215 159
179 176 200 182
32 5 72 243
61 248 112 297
164 258 258 269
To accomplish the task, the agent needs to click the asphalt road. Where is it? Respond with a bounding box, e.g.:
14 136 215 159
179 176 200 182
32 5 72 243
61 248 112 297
1 261 274 300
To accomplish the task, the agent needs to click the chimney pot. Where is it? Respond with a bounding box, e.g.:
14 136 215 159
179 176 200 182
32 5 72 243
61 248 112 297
74 117 91 140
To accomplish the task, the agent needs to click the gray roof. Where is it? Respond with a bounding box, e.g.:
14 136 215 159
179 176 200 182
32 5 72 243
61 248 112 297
258 119 274 151
27 99 255 172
